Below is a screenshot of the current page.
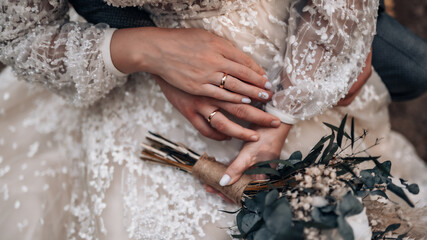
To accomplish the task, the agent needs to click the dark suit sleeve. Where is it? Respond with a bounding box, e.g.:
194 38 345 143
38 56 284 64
69 0 155 28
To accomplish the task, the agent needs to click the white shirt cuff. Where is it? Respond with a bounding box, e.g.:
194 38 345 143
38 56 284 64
265 104 299 125
100 28 128 77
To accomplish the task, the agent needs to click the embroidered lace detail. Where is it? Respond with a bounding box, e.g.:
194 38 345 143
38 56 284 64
0 0 127 107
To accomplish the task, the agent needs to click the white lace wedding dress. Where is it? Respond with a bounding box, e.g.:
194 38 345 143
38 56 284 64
0 0 426 239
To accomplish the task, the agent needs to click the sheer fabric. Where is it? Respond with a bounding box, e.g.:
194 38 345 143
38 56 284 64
0 0 127 107
0 1 425 240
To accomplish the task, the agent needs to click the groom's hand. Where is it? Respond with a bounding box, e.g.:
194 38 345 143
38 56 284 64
154 76 281 141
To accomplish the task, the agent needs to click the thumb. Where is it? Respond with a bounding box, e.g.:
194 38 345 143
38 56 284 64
219 154 252 186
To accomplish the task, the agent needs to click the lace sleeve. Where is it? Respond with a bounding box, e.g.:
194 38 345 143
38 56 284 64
0 0 127 107
266 0 379 124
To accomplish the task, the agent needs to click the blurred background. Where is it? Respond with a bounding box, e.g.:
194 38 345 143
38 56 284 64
0 0 425 159
385 0 427 160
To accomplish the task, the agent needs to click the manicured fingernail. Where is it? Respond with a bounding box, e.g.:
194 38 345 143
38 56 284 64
250 135 259 141
264 81 272 90
271 120 281 127
263 74 268 79
219 174 231 186
242 97 251 104
258 92 269 100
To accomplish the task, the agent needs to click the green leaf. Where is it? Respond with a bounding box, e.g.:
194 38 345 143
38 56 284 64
263 198 292 235
245 192 268 213
321 143 338 165
253 226 275 240
375 223 401 239
311 207 338 228
387 182 414 207
337 192 364 217
289 151 303 161
337 216 354 240
241 213 263 234
408 184 420 194
264 190 279 207
311 136 331 154
370 190 389 199
304 144 324 165
244 167 280 176
341 156 380 162
236 209 246 234
320 131 335 164
323 122 351 138
231 234 245 239
253 159 293 168
351 117 355 149
337 114 348 148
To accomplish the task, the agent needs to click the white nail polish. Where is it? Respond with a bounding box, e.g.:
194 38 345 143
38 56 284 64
263 74 268 79
219 174 231 186
242 98 251 104
258 92 269 100
264 81 272 90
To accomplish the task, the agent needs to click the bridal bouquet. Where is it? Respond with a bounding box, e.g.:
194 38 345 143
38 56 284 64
140 116 421 240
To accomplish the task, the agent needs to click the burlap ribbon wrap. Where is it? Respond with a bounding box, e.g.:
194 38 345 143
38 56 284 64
192 154 253 205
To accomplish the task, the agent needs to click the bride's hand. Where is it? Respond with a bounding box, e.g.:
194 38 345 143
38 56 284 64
111 27 273 104
155 76 281 141
219 123 292 186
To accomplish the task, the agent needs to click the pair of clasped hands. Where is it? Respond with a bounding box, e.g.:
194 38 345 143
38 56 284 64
111 27 372 203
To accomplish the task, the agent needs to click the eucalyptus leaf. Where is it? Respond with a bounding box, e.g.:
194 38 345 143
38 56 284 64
407 184 420 194
263 198 292 235
244 167 280 176
337 192 364 217
241 213 263 234
245 192 268 213
311 207 338 228
387 182 414 207
236 209 246 234
253 159 293 168
370 190 389 199
375 223 401 239
264 190 279 207
337 216 354 240
253 226 276 240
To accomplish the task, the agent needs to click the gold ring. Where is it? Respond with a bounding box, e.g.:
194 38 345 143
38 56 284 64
207 109 219 123
220 73 227 89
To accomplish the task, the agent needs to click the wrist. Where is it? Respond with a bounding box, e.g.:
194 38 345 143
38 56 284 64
110 27 159 74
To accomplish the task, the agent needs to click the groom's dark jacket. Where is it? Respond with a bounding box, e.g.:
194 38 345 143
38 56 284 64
69 0 154 28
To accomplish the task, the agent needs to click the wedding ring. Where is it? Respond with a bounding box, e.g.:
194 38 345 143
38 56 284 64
207 109 219 123
219 73 227 89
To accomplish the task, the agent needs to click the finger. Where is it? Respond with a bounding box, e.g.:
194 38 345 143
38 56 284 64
220 153 253 186
218 101 281 128
218 42 266 76
222 60 271 90
199 108 260 142
210 74 273 102
200 84 252 104
190 113 231 141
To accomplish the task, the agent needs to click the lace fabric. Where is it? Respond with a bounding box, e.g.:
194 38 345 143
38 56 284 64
0 1 425 240
0 0 127 107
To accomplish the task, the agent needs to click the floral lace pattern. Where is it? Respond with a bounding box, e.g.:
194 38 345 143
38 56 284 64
1 0 425 240
0 0 127 107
